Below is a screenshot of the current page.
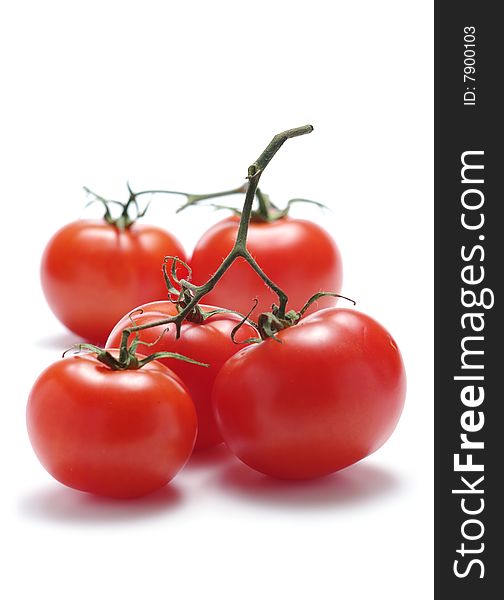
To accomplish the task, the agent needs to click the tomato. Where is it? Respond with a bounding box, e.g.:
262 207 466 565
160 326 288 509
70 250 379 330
213 308 406 479
41 220 186 343
189 216 343 318
26 352 197 498
106 301 256 451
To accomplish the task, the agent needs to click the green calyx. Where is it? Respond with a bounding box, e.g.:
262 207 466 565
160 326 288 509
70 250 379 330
238 292 357 343
251 188 327 223
63 337 209 371
83 183 155 230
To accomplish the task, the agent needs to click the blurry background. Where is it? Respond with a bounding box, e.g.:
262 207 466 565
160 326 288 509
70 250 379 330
0 1 433 598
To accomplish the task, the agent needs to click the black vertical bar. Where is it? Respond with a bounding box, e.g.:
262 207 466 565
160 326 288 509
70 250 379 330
435 2 502 598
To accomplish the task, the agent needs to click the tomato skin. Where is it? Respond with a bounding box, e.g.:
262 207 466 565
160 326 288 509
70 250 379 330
190 216 342 318
106 301 256 451
213 308 406 479
41 220 186 343
26 353 197 498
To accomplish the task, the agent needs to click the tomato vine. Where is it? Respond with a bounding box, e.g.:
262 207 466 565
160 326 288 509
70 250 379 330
77 124 349 367
115 124 318 354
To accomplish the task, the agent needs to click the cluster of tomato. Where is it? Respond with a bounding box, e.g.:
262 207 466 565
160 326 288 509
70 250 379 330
27 127 406 499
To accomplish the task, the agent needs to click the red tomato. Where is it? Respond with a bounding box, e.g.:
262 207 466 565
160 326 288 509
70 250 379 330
26 352 197 498
106 301 256 451
189 216 342 318
213 308 406 479
41 220 186 343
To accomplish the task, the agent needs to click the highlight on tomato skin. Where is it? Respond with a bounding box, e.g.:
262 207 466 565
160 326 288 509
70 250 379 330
40 219 186 344
189 215 343 319
212 307 406 480
26 352 197 499
106 301 257 451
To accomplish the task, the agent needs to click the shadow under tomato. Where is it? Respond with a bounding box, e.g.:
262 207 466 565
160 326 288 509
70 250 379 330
34 331 82 352
184 443 237 471
18 481 184 525
216 459 401 510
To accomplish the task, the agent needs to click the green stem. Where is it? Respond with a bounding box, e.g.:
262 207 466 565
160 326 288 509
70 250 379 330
255 188 271 216
174 183 249 213
241 249 288 315
118 125 313 351
134 185 246 200
248 125 313 177
83 183 248 230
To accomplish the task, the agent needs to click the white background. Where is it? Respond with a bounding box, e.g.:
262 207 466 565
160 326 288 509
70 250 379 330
0 2 433 599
